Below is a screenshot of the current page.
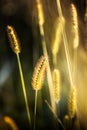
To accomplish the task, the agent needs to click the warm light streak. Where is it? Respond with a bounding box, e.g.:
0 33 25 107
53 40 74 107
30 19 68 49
56 0 73 87
51 16 65 65
36 0 56 113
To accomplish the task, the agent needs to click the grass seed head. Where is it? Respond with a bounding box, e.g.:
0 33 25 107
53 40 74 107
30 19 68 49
32 56 48 91
52 69 60 103
7 25 21 54
68 87 77 118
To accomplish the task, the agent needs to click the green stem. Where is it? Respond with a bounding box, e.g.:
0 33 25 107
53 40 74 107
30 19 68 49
16 53 31 128
34 90 38 130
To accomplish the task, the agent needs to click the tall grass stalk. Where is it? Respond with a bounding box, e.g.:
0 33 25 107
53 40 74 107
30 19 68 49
36 0 56 113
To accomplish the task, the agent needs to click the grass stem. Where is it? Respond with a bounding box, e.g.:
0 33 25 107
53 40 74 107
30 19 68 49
34 90 38 130
16 53 31 128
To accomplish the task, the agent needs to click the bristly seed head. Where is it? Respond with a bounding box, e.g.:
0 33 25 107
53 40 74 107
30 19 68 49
32 56 48 91
70 4 79 49
68 87 77 118
36 0 44 26
7 25 21 54
52 69 60 103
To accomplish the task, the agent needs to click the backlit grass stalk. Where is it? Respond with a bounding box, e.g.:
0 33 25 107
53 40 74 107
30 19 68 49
32 56 47 130
71 4 79 84
56 2 79 126
7 25 31 127
51 16 65 66
36 0 56 113
56 0 73 87
70 5 80 128
73 49 77 85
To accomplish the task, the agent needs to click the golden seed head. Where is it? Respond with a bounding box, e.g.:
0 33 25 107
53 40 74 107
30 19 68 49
32 56 48 91
7 25 21 54
71 4 78 29
68 87 77 118
70 4 79 49
51 16 65 55
52 69 60 103
36 0 44 25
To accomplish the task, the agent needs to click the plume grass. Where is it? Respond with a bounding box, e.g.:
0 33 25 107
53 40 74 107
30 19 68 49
7 25 31 127
7 25 21 54
32 55 47 130
32 56 47 91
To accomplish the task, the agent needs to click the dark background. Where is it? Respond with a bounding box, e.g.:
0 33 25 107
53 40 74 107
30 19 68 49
0 0 86 130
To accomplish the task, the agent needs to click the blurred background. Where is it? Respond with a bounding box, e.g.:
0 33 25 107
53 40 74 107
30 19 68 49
0 0 86 130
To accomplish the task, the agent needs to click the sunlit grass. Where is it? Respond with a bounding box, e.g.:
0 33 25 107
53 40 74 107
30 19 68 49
7 25 31 128
5 1 87 130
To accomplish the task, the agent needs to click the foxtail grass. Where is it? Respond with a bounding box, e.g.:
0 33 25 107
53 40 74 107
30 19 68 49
32 56 47 90
7 25 31 127
32 56 47 130
7 25 21 54
70 4 79 49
